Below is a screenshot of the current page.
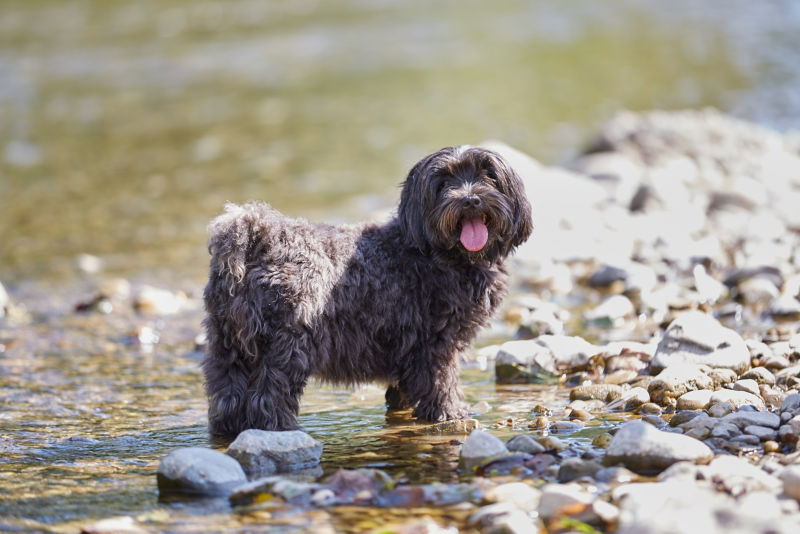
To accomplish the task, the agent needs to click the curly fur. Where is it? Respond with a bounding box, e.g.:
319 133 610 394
202 146 533 437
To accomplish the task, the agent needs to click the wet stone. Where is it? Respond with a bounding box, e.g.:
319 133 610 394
226 429 323 475
558 457 603 482
603 420 713 475
81 516 147 534
460 429 508 471
606 387 650 411
157 447 247 496
506 434 546 454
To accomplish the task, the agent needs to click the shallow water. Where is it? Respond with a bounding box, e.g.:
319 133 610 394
2 1 800 532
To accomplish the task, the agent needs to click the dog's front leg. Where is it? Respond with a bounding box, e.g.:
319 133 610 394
405 358 470 422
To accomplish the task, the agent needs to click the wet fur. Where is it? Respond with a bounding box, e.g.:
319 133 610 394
202 146 533 437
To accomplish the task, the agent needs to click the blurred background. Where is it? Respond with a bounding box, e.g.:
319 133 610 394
1 0 799 289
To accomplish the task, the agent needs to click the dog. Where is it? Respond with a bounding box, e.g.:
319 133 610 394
202 146 532 437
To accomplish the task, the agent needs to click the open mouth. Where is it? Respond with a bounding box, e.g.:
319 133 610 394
459 214 488 252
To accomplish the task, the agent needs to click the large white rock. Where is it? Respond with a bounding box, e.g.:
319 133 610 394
603 420 713 474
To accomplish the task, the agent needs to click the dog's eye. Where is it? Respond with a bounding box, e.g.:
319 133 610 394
436 179 450 194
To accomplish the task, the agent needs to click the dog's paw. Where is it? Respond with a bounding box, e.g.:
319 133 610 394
413 401 470 422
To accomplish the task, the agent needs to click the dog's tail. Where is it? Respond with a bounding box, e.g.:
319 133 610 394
207 203 252 293
205 202 274 359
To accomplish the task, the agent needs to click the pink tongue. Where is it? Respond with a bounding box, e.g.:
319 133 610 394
460 217 488 251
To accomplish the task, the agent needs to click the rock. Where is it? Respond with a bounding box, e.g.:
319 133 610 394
781 393 800 416
81 516 147 534
468 502 541 534
133 285 188 315
781 465 800 502
570 383 624 403
647 364 713 405
0 282 9 318
703 456 783 494
484 482 541 512
157 447 246 496
708 389 766 410
603 420 713 474
614 478 788 534
707 368 737 388
537 483 595 522
495 336 599 383
226 429 322 475
745 425 777 441
719 411 781 430
557 458 603 482
733 379 760 396
651 311 751 374
676 389 713 410
710 422 740 439
584 294 635 324
776 365 800 387
606 387 650 411
741 367 776 386
708 401 735 418
506 434 546 454
459 430 508 471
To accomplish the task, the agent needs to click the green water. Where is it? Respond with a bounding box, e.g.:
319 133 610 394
1 0 798 531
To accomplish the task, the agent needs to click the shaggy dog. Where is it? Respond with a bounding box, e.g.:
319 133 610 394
202 146 532 437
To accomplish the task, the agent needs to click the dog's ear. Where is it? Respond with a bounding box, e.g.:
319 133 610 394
398 149 448 251
491 152 533 252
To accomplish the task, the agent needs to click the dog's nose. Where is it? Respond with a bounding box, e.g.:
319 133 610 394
463 196 481 208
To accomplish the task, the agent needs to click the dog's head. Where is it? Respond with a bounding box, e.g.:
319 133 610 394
398 146 533 264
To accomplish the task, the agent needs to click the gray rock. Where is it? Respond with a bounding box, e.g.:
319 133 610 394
648 364 713 405
651 311 750 374
710 422 740 439
720 411 781 429
780 393 800 416
745 425 777 441
157 447 246 496
709 389 766 410
226 429 323 475
506 434 546 454
459 430 508 471
741 367 776 386
558 458 603 482
603 420 713 475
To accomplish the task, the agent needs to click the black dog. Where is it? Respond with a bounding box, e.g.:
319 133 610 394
202 146 532 437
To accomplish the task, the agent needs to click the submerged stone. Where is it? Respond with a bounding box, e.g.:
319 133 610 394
157 447 246 496
459 429 508 471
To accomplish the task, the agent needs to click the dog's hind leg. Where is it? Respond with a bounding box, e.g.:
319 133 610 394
385 383 412 410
